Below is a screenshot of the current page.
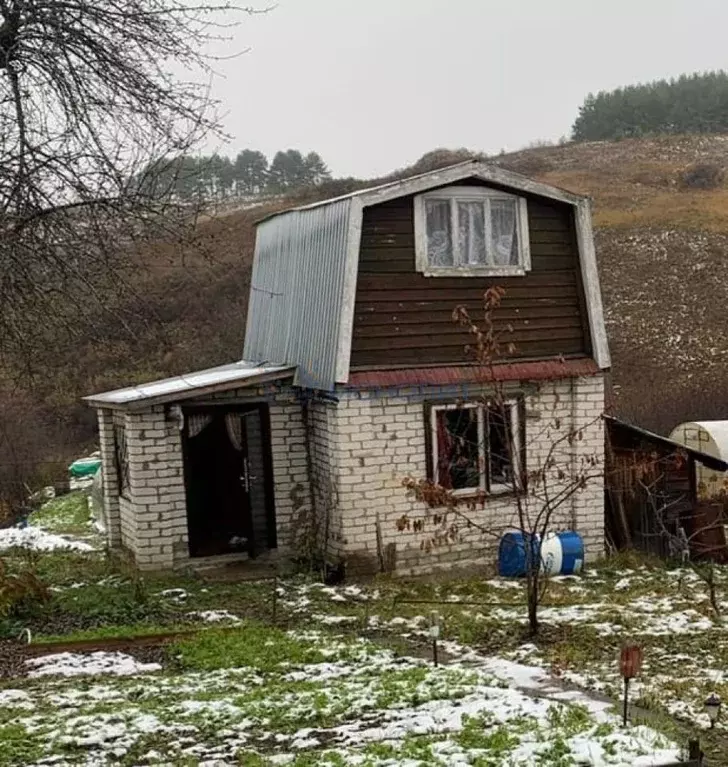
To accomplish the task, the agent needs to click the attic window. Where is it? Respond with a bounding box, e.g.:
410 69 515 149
414 187 530 276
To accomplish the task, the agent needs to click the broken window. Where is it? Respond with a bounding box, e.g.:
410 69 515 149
429 400 521 495
114 424 130 498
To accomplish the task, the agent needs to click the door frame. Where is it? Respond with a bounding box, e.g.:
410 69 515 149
181 402 277 556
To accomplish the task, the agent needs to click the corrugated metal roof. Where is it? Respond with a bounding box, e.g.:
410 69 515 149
84 361 294 409
345 359 600 388
243 197 354 390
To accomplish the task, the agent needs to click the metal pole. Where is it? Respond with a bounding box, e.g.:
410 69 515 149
272 571 278 625
688 739 702 765
432 638 438 667
623 677 629 726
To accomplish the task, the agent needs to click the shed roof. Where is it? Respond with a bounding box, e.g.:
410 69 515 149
84 361 294 410
605 415 728 472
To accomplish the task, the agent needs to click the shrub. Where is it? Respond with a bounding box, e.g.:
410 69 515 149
680 162 725 190
0 557 49 619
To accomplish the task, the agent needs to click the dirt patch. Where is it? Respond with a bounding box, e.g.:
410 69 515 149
0 640 30 678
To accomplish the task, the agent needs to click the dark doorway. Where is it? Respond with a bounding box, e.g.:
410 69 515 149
182 405 276 558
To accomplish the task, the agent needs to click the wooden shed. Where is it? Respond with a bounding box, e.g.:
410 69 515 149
605 416 728 561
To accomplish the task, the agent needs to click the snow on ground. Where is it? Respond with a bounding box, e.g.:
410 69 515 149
187 609 242 624
25 651 162 678
0 525 93 552
3 631 680 766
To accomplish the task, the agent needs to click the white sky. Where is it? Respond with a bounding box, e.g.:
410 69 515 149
204 0 728 177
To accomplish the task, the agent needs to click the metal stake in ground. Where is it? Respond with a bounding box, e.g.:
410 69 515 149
619 643 643 726
429 612 440 667
272 571 278 625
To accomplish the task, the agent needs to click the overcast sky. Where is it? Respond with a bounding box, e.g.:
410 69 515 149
205 0 728 178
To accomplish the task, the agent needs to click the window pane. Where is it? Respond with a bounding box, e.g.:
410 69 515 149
435 408 482 490
425 199 453 266
457 202 486 265
489 199 518 266
487 405 514 487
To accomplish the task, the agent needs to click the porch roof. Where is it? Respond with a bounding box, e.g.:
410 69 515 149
84 361 295 410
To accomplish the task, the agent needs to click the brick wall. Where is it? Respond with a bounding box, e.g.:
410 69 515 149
96 408 121 547
96 375 604 574
95 383 309 570
325 375 605 576
308 398 345 562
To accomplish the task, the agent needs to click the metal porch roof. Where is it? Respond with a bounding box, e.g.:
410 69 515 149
84 361 295 409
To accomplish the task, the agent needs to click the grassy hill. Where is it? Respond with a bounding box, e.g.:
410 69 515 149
13 134 728 483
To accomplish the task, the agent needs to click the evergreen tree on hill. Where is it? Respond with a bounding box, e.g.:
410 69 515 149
572 71 728 141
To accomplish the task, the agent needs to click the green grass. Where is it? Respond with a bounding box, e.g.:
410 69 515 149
0 724 44 767
170 623 338 672
29 491 92 536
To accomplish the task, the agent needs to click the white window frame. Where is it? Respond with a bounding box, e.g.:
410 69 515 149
414 186 531 277
429 399 521 497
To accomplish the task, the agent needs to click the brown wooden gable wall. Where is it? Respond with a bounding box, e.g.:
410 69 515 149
350 182 592 368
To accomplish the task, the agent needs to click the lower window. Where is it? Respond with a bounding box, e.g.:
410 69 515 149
427 400 521 495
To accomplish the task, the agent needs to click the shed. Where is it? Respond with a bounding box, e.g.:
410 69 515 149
606 416 728 560
669 421 728 498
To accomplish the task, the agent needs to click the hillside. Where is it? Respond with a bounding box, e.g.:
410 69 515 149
15 134 728 479
503 135 728 433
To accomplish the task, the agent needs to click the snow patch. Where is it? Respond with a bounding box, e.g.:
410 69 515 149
0 525 93 552
187 609 241 624
26 651 162 678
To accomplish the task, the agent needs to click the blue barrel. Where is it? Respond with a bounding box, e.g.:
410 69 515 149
498 531 584 577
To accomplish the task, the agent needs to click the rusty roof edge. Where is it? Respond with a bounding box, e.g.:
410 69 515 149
344 359 600 389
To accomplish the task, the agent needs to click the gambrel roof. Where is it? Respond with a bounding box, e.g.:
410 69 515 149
243 160 609 391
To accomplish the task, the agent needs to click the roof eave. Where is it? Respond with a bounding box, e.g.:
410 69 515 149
84 367 296 411
255 160 588 226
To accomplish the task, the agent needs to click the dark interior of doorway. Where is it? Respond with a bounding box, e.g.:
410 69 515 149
183 406 276 558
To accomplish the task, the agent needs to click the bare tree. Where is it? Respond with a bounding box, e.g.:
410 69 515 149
401 287 603 637
639 471 726 618
0 0 257 366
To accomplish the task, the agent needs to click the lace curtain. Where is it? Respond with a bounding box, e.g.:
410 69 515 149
188 413 213 438
225 413 243 451
425 197 518 267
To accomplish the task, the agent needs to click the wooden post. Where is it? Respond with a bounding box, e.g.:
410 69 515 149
619 643 642 727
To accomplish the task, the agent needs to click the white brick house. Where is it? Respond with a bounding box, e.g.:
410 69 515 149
86 162 610 572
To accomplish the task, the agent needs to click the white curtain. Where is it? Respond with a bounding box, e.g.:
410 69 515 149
457 201 487 266
188 413 213 438
425 199 453 266
225 413 243 451
490 199 518 265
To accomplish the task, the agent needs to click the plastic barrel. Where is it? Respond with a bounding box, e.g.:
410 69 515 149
498 532 539 577
498 531 584 577
554 531 584 575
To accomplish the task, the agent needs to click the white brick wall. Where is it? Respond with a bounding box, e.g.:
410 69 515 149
95 382 309 570
323 375 605 575
96 374 604 574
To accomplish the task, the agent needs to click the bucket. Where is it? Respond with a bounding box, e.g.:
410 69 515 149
498 531 584 577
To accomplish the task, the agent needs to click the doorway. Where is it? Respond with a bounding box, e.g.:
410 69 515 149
182 405 276 558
